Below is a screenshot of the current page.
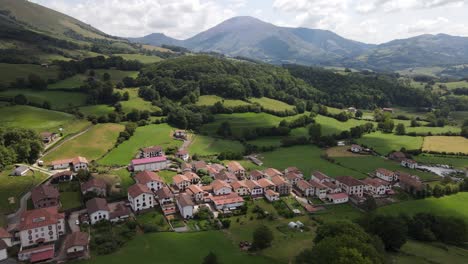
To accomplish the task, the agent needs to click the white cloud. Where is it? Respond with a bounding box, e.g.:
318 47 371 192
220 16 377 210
356 0 465 13
31 0 239 39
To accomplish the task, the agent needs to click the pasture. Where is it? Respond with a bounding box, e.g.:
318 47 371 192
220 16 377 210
414 154 468 169
259 145 364 178
314 115 375 136
117 88 161 113
247 137 283 148
99 124 181 166
42 124 124 163
114 54 162 64
249 97 295 111
196 95 251 107
392 240 468 264
189 135 245 156
422 136 468 154
78 105 114 117
94 69 139 84
0 89 87 110
81 231 274 264
357 132 423 154
48 74 87 89
377 192 468 220
0 63 60 85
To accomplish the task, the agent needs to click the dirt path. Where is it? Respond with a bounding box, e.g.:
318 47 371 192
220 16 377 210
41 125 93 159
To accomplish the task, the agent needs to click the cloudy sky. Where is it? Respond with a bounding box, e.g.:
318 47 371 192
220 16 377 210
31 0 468 44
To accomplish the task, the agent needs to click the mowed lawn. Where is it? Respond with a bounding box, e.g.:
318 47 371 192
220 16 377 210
189 135 245 156
259 145 364 179
42 124 124 163
334 156 439 181
78 105 115 117
249 97 295 111
0 168 49 225
196 95 251 108
81 231 275 264
377 193 468 220
114 54 162 64
99 124 181 166
392 240 468 264
0 89 87 110
0 63 60 85
357 132 424 154
422 136 468 154
117 88 161 113
0 105 81 132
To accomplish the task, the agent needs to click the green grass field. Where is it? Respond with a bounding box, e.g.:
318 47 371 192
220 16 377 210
59 191 82 210
312 204 363 223
158 170 177 184
377 193 468 220
94 69 139 84
48 74 87 89
314 115 376 136
249 97 295 111
0 89 87 110
99 124 181 166
422 136 468 154
78 105 115 117
334 156 438 181
115 54 162 64
196 95 252 107
81 231 275 264
449 111 468 126
357 132 424 154
414 154 468 169
42 124 124 163
189 135 245 156
259 145 364 178
247 137 283 148
0 105 89 133
0 63 60 85
117 88 161 113
0 168 48 225
392 240 468 264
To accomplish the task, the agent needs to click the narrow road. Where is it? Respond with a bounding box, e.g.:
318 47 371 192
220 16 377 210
41 125 93 158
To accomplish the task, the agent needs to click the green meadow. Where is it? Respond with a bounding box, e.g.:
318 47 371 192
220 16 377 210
48 74 87 89
0 89 87 110
393 240 468 264
99 124 181 166
314 115 376 136
196 95 252 108
78 105 115 117
117 88 161 113
0 63 60 85
357 132 424 154
249 97 295 111
188 135 245 156
114 54 162 64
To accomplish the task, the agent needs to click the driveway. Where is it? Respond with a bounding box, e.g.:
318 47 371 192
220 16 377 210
68 209 87 233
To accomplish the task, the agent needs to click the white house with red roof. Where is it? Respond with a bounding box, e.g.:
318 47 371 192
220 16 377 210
131 156 168 172
50 156 88 171
18 207 65 248
375 168 397 182
139 146 164 158
326 193 349 204
230 181 249 196
211 180 232 196
176 193 195 219
265 189 280 202
295 180 314 197
173 174 191 191
135 171 164 191
226 161 246 179
362 178 392 196
186 185 205 202
176 149 189 161
245 180 263 197
86 198 110 225
210 193 244 211
401 158 418 169
335 176 365 197
128 184 155 212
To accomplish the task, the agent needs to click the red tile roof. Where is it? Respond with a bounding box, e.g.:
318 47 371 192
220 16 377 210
257 178 275 188
141 146 162 153
376 168 394 176
362 177 390 187
128 184 152 198
64 232 89 250
0 227 11 238
211 180 232 192
227 161 244 172
312 171 329 181
184 172 200 181
309 180 327 189
250 170 264 178
327 192 348 200
296 179 312 190
271 175 288 186
173 174 189 185
263 168 282 178
31 185 59 204
336 176 365 187
135 171 163 184
210 193 244 206
18 207 64 231
177 193 194 207
86 198 109 215
30 248 55 263
244 180 261 190
265 189 279 196
186 185 203 194
131 156 167 165
230 180 248 190
81 178 106 192
155 187 174 199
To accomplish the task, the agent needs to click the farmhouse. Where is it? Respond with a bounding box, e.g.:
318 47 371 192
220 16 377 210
18 207 65 248
186 185 205 202
184 171 201 184
284 172 302 185
81 178 107 197
264 189 280 202
226 161 246 179
128 184 155 212
401 158 418 169
211 180 232 196
230 181 249 196
398 172 425 194
51 156 88 171
206 164 226 176
326 193 349 204
335 176 365 197
350 144 362 153
63 231 89 259
135 171 164 191
245 180 263 198
309 180 328 199
209 193 244 211
263 168 283 178
375 168 397 182
362 178 391 196
295 180 314 197
18 244 55 263
10 165 30 176
175 149 189 161
40 132 57 144
176 193 194 219
249 170 266 181
173 130 187 139
31 185 60 209
131 156 168 172
322 181 342 194
86 198 110 225
214 170 237 183
173 174 191 191
285 167 303 177
271 175 291 195
257 178 276 192
139 146 164 158
311 171 331 183
109 203 131 223
192 161 208 172
50 171 73 184
155 187 176 215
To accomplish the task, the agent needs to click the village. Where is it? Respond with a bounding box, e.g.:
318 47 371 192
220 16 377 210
0 129 430 263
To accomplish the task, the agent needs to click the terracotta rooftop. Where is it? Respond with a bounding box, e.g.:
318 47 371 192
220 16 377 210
210 193 244 206
263 168 282 178
309 180 328 189
227 161 244 172
155 187 174 199
141 146 162 153
186 184 204 194
128 184 152 198
336 176 365 187
0 227 11 238
265 189 279 196
230 180 248 190
271 175 288 186
211 180 232 192
296 179 312 190
376 168 394 176
86 198 109 215
250 170 264 178
362 177 390 187
177 193 194 207
173 174 190 185
327 192 348 200
257 178 275 188
244 180 261 190
31 185 59 204
131 156 167 165
214 171 236 181
64 232 89 250
183 171 200 181
81 178 106 192
18 207 64 231
312 171 330 181
51 170 73 178
285 172 301 181
135 171 163 184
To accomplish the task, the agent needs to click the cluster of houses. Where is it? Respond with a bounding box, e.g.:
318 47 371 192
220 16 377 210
351 146 419 170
